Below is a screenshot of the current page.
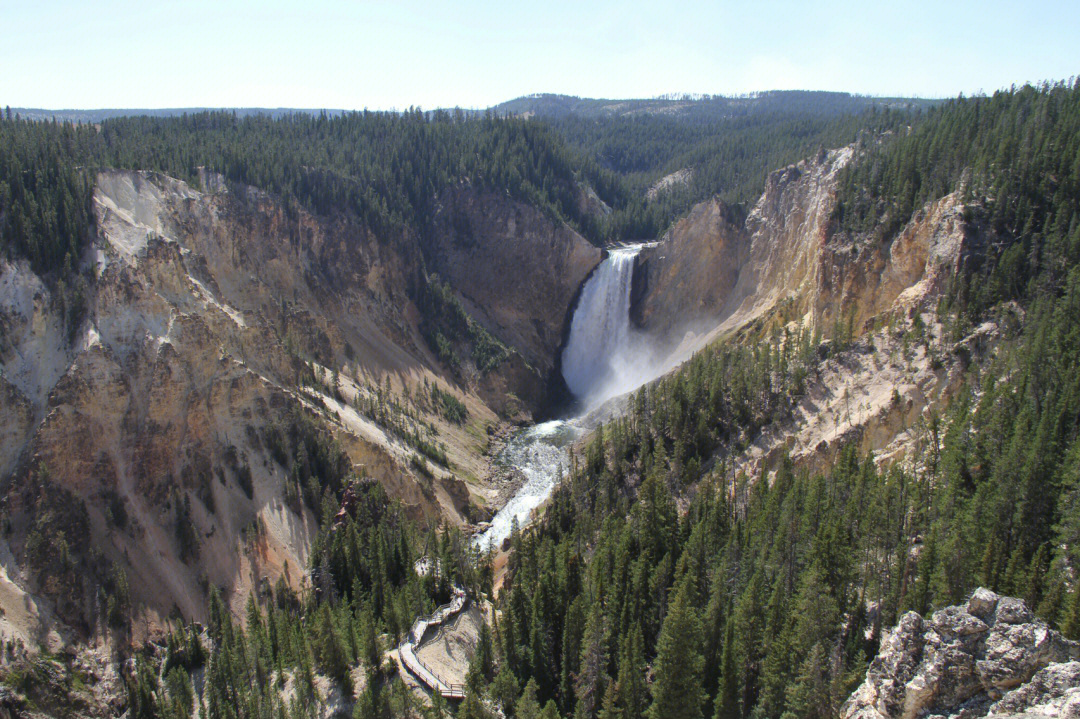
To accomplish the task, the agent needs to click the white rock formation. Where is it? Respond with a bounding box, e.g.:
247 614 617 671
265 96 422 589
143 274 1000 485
842 589 1080 719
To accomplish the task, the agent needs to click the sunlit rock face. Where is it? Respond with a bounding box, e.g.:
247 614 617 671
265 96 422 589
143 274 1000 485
632 145 981 359
842 589 1080 719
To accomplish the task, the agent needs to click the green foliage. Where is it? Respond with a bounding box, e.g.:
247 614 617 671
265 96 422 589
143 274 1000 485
1 91 927 287
433 386 469 424
266 408 352 513
544 97 916 241
836 81 1080 261
104 562 130 629
492 138 1080 719
0 119 93 273
518 679 543 719
1 107 612 279
477 78 1080 719
172 489 199 562
163 665 194 719
648 582 705 719
102 489 128 529
117 478 481 719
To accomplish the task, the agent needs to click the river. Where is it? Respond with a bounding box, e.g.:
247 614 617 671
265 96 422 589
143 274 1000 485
473 243 658 551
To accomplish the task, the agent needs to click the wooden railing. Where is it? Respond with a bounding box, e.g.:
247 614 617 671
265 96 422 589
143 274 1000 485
398 586 469 699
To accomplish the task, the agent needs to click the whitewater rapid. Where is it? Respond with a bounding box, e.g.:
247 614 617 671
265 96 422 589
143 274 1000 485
474 243 657 551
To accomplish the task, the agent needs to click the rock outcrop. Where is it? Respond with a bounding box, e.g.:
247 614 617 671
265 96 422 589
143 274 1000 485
842 589 1080 719
633 147 852 351
629 145 995 479
645 168 694 201
631 197 747 345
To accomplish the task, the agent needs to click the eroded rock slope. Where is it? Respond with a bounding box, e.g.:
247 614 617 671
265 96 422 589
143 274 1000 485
0 168 595 642
631 144 995 478
634 146 982 356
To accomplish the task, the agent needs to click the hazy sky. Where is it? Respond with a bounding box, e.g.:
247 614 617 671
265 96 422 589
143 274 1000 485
3 0 1078 110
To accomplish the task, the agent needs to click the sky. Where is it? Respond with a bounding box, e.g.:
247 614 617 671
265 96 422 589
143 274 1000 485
3 0 1079 111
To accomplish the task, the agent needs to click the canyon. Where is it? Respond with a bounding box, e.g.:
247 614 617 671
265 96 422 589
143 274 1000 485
0 137 990 644
0 167 599 643
0 127 1048 719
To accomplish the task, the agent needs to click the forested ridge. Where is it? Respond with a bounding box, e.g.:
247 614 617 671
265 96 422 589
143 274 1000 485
0 109 613 276
836 80 1080 248
0 91 926 280
542 105 914 240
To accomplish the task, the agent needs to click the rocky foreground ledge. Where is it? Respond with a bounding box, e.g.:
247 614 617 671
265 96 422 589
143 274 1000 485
843 589 1080 719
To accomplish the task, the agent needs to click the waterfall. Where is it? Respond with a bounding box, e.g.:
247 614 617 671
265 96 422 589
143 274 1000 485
475 243 657 551
561 245 649 408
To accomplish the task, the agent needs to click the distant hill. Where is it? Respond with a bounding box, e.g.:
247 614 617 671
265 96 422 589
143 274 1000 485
488 90 942 120
9 91 941 124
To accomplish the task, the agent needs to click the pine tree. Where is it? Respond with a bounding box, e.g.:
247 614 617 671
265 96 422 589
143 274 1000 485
492 664 520 716
647 582 705 719
1024 544 1050 609
1063 586 1080 640
712 620 739 719
476 620 496 681
313 602 350 685
518 679 543 719
574 604 611 719
541 700 564 719
783 642 832 719
617 624 648 719
459 684 491 719
598 682 623 719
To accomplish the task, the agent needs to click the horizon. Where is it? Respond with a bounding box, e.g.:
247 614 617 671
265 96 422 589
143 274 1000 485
9 88 953 117
4 0 1079 112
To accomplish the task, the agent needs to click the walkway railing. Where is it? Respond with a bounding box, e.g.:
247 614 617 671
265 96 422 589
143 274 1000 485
398 586 469 699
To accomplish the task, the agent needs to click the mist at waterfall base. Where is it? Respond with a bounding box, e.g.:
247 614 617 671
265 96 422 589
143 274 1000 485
474 243 674 551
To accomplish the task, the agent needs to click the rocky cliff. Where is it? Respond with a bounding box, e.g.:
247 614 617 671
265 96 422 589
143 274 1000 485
0 168 593 643
629 145 993 479
426 181 602 377
631 196 747 344
843 589 1080 719
633 146 982 356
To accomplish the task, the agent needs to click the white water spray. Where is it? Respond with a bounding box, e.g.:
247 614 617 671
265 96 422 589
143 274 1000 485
562 244 664 409
475 243 663 551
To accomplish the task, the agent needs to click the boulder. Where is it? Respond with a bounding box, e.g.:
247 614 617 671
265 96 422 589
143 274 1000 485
985 661 1080 718
842 590 1080 719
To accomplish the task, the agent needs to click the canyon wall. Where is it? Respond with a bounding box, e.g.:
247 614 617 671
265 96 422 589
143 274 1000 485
634 146 981 354
632 145 992 480
426 181 602 377
0 169 595 642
